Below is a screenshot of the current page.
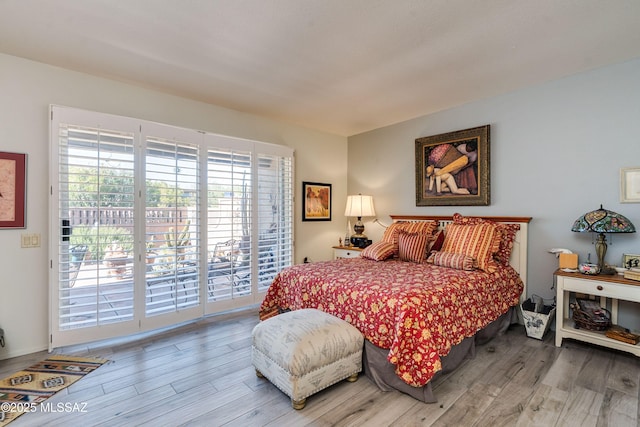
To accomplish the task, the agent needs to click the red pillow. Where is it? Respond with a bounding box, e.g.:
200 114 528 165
427 229 445 254
361 241 395 261
441 221 500 272
427 251 475 270
452 213 519 265
381 221 438 256
398 231 429 263
494 223 520 265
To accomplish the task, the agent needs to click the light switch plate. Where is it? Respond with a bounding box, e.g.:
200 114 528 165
21 233 41 248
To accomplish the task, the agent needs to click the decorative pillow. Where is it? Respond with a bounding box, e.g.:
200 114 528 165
381 221 438 255
452 213 520 265
441 221 501 272
397 231 429 263
452 213 481 226
427 229 445 254
381 222 404 245
360 241 396 261
427 251 475 271
494 223 520 265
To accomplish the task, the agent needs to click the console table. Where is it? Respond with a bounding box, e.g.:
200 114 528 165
555 269 640 356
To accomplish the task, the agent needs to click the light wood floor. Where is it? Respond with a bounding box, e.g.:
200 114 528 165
2 307 639 426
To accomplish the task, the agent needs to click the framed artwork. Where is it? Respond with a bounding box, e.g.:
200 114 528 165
0 152 27 229
622 253 640 269
302 181 331 221
415 125 490 206
620 167 640 203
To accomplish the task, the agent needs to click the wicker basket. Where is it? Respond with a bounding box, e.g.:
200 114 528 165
570 302 611 331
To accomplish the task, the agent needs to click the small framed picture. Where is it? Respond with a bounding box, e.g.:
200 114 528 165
0 151 27 229
302 182 331 221
622 253 640 269
620 167 640 203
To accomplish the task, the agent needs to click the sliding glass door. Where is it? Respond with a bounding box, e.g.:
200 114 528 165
50 106 293 349
51 111 140 347
142 125 202 331
203 138 293 313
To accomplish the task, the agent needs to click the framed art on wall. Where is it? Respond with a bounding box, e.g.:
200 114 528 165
0 151 27 229
415 125 490 206
620 167 640 203
302 181 331 221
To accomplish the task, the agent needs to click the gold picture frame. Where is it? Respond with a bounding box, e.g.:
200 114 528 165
415 125 490 206
620 167 640 203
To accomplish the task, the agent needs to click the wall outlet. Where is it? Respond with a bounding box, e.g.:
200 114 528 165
0 327 5 347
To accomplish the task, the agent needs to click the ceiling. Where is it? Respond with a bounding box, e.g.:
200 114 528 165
1 1 639 136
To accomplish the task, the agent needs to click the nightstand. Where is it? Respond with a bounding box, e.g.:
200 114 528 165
332 246 363 260
554 269 640 357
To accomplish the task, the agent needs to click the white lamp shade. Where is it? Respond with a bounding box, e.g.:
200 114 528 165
344 194 376 217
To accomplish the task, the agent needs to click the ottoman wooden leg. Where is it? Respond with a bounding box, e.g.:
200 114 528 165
292 398 306 410
346 373 358 382
255 369 264 378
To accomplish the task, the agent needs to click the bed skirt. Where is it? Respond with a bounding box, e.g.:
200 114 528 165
362 306 518 403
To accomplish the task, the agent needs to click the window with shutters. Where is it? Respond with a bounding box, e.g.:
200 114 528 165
50 106 294 349
256 153 293 292
55 124 136 331
144 135 201 317
206 147 252 301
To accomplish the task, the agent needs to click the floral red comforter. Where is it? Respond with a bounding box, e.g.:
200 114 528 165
259 258 523 387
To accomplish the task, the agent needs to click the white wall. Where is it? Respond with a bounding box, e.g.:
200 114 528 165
0 53 347 359
349 58 640 328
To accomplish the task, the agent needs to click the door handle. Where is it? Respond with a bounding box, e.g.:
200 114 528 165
62 219 72 242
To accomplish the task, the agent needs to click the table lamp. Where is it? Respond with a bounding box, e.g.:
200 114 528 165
344 194 375 247
571 204 635 274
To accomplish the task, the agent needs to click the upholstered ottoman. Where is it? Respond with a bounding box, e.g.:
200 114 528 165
251 308 364 409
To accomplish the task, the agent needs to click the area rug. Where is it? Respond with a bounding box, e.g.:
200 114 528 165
0 355 108 426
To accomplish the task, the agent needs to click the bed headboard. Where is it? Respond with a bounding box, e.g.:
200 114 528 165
390 215 531 302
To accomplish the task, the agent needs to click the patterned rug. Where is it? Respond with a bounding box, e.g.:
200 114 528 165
0 355 108 426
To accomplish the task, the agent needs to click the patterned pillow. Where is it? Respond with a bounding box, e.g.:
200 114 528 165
426 251 475 271
360 241 395 261
397 231 429 263
381 221 438 255
381 222 403 245
452 213 481 226
452 213 520 265
494 223 520 265
441 221 500 272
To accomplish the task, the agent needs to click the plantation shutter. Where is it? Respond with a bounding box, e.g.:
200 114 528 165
206 146 253 301
256 151 294 291
204 136 293 306
144 133 201 317
51 111 140 348
51 105 294 349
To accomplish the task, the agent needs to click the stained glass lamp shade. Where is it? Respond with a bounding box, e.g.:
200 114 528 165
571 205 635 273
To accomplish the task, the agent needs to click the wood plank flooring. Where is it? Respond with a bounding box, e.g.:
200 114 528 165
1 307 639 426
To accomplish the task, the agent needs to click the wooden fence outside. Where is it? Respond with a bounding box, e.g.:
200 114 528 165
68 207 191 228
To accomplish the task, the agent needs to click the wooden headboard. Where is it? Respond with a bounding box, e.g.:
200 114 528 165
390 215 532 302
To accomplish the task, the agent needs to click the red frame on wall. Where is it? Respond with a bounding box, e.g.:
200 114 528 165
0 152 27 229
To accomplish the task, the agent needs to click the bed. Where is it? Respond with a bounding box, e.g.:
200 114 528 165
259 214 531 402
